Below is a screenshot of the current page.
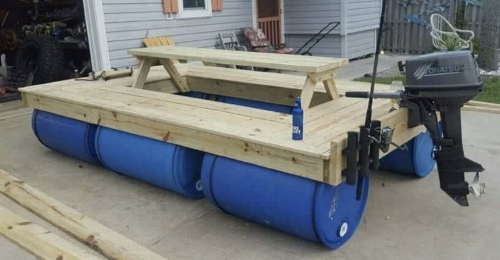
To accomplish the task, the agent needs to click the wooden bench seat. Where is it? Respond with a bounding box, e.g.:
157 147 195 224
186 64 392 107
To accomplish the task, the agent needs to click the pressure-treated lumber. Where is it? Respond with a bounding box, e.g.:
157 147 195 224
0 204 103 260
300 76 319 109
159 58 190 92
20 63 420 185
21 86 327 182
129 46 348 73
325 108 426 184
0 169 170 260
323 78 340 100
186 65 389 107
129 46 347 106
132 58 154 89
129 47 346 107
142 36 179 63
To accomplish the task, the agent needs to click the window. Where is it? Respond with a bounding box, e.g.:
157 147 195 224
178 0 212 19
183 0 206 9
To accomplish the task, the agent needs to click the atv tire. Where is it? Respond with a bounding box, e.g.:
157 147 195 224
6 68 30 88
15 36 65 85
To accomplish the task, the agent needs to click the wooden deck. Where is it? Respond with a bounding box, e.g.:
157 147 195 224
20 63 423 186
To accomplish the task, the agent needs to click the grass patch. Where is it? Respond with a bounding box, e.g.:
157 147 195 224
354 76 500 104
475 77 500 104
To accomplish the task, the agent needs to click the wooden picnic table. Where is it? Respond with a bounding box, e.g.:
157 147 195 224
127 46 349 109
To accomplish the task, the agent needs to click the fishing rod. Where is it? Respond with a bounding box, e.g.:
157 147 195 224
365 0 388 128
348 0 389 200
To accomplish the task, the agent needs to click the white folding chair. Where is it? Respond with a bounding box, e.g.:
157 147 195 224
430 13 475 51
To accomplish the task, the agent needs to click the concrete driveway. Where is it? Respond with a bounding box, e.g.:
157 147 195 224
0 102 499 260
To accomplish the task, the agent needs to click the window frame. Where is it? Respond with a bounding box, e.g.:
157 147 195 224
177 0 212 19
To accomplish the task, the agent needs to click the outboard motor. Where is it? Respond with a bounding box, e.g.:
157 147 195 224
346 51 485 206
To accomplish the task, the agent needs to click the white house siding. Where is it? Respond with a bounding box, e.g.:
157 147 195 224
344 0 380 58
345 29 376 59
285 34 342 57
102 0 253 68
284 0 341 35
345 0 380 34
284 0 380 59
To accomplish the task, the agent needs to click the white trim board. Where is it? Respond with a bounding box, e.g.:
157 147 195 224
252 0 258 29
82 0 111 71
280 0 285 43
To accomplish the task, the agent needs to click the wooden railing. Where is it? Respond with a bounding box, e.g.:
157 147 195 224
258 16 281 45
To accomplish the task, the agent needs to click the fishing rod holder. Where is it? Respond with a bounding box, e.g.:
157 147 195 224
342 121 395 200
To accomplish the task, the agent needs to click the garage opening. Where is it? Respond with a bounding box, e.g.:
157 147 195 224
0 0 92 101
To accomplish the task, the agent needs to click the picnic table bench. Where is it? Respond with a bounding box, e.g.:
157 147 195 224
128 46 349 109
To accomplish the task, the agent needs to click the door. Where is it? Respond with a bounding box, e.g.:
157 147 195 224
257 0 281 45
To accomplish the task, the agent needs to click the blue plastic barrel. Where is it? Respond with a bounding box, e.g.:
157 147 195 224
95 127 204 199
380 130 435 177
202 154 369 249
179 91 213 100
217 96 293 114
32 110 100 164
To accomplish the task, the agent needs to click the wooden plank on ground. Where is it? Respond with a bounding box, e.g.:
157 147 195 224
0 169 170 260
0 205 104 260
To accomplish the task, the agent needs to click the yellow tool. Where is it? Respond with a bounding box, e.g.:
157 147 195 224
98 68 133 81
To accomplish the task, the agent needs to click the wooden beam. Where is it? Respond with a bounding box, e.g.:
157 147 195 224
159 58 190 92
323 78 340 100
322 142 342 184
188 76 331 107
132 58 154 89
300 76 318 109
308 70 336 82
0 205 103 260
0 169 171 260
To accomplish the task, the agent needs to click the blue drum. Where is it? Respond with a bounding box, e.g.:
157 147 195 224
32 110 100 164
95 127 204 199
380 130 436 177
202 154 369 249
